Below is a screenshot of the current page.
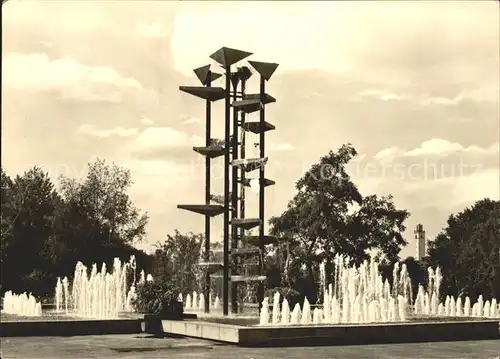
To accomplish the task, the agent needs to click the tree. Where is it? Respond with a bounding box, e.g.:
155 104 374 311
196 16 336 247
0 168 36 239
346 194 408 265
48 159 151 280
48 159 149 275
268 144 410 301
58 159 148 246
1 168 15 238
0 167 59 296
379 256 427 302
0 162 153 299
428 198 500 301
152 230 203 294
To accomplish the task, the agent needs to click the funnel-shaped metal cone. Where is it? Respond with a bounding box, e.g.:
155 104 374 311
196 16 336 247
248 60 279 81
177 204 225 217
193 65 223 85
193 65 210 84
179 86 226 101
242 121 276 134
232 99 263 114
244 93 276 105
210 47 253 67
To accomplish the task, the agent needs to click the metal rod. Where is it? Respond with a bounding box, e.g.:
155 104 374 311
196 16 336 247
239 76 247 254
257 75 266 311
239 75 247 314
231 71 239 314
223 66 231 316
204 72 212 314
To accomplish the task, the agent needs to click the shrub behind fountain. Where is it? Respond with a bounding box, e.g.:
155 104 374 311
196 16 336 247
132 281 183 318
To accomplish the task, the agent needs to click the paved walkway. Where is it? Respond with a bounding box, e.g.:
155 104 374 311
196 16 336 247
1 335 499 359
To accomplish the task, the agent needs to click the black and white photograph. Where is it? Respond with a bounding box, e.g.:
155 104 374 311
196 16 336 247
1 1 499 358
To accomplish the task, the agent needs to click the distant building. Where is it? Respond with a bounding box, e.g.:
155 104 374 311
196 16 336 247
414 224 426 260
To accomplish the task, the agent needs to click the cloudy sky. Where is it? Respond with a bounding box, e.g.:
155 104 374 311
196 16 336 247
2 1 499 259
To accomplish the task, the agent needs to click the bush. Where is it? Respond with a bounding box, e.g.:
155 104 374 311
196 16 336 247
264 286 301 308
132 281 183 316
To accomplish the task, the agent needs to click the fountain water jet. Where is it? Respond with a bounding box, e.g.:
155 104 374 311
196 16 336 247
3 291 42 317
259 253 500 326
281 299 290 325
290 303 301 325
51 255 151 318
260 297 270 325
271 292 281 325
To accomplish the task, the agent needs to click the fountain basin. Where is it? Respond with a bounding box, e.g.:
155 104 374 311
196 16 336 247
0 310 145 337
0 317 142 337
160 318 500 347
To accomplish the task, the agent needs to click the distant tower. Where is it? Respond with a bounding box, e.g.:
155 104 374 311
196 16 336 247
414 224 426 260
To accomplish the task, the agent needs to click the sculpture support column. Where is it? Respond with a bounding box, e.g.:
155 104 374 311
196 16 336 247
239 76 247 311
231 72 240 314
204 73 212 314
223 65 231 316
257 75 266 310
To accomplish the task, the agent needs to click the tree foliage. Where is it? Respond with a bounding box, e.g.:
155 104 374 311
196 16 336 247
428 198 500 301
133 281 182 316
379 256 427 302
268 144 410 301
58 159 148 246
151 230 204 294
1 167 59 295
0 160 151 298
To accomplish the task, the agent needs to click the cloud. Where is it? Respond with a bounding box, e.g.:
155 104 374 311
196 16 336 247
419 93 464 106
351 153 367 163
39 41 53 48
78 124 138 137
446 168 499 206
419 87 499 107
269 143 295 152
353 89 496 108
358 90 403 101
374 147 404 162
349 139 498 248
373 139 499 164
136 127 194 148
130 127 203 160
170 1 498 91
140 116 154 125
182 117 201 125
136 21 170 37
2 52 142 102
404 139 498 157
125 158 200 200
351 140 499 200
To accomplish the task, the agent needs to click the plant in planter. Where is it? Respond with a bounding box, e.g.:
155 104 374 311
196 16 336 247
132 281 183 318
